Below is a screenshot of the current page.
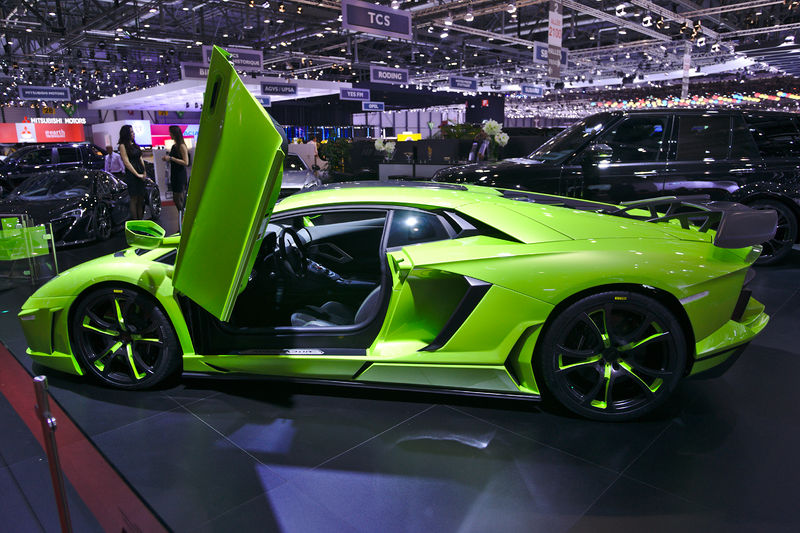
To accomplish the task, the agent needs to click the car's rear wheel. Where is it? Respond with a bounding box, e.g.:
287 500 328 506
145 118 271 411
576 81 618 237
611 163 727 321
535 291 686 421
70 286 180 389
146 188 162 221
94 204 112 241
748 199 797 265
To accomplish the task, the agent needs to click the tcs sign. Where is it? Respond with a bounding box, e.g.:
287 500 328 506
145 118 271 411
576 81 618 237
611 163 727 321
367 11 393 27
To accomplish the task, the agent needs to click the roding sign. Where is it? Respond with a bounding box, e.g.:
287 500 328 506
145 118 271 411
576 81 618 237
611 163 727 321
342 0 412 40
370 65 409 85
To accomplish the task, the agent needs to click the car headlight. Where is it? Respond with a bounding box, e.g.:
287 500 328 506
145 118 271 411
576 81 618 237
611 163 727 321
60 208 85 219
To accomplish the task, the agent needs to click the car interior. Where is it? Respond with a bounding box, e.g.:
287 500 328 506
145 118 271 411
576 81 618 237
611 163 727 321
228 207 451 331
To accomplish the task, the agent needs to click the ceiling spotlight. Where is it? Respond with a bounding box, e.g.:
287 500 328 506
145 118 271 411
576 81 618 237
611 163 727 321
278 3 285 13
656 17 665 29
391 0 400 8
507 2 516 14
642 15 652 27
615 4 626 17
444 13 453 26
711 42 721 52
427 26 434 33
696 36 706 47
440 31 449 38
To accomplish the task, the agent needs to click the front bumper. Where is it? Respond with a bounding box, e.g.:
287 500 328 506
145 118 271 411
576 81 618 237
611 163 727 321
688 295 768 377
18 295 84 376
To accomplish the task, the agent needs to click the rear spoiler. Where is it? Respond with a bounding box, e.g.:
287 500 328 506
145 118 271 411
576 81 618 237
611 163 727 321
606 195 778 249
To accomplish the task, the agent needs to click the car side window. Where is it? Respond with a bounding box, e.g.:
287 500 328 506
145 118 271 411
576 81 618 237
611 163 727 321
594 116 668 163
674 115 731 161
730 115 760 159
387 210 450 248
20 149 52 165
743 115 800 158
57 147 81 164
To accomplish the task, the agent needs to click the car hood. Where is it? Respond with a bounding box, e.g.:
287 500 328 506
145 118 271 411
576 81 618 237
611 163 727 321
0 197 88 224
433 158 547 182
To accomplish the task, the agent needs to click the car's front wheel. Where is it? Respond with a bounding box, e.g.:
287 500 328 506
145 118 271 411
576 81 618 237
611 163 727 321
94 204 112 241
535 291 687 421
70 286 180 389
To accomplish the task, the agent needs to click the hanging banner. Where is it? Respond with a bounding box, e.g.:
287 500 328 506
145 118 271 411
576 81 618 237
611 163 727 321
260 82 298 95
202 46 263 73
181 63 210 79
534 43 568 66
362 102 385 111
520 84 544 97
18 86 71 101
370 65 409 85
547 1 563 79
340 87 370 101
448 76 478 91
0 122 85 143
342 0 412 40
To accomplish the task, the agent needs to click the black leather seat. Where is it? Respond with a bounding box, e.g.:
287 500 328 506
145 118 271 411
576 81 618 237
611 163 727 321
291 287 382 327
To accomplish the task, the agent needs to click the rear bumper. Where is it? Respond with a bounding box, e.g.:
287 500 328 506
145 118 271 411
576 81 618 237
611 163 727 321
688 296 768 378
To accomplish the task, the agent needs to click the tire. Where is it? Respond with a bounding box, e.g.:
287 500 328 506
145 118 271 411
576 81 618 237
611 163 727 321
534 291 687 422
147 188 162 221
94 204 112 241
748 199 797 265
70 286 180 390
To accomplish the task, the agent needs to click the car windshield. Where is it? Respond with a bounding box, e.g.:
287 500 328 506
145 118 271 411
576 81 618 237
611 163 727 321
527 113 612 161
12 173 92 200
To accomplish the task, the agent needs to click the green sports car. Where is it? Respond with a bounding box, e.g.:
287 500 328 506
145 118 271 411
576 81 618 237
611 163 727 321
18 47 776 420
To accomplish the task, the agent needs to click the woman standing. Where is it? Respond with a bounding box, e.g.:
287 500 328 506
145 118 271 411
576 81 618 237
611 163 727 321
162 125 190 227
118 125 147 220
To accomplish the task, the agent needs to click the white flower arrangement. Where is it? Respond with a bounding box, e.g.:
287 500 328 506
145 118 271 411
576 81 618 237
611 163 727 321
495 132 510 147
482 119 502 137
374 138 385 151
383 141 396 155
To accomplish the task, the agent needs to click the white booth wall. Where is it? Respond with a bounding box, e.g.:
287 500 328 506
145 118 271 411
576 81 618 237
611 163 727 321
352 106 465 139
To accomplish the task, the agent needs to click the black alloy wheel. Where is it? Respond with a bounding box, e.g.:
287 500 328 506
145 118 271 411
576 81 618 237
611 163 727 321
147 188 162 220
535 291 686 421
748 200 797 265
71 287 180 389
94 204 112 241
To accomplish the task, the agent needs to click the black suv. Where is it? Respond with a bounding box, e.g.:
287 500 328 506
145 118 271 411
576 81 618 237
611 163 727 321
434 110 800 263
0 142 107 192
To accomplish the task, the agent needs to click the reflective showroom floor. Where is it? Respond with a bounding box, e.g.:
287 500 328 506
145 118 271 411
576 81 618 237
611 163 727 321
1 208 800 533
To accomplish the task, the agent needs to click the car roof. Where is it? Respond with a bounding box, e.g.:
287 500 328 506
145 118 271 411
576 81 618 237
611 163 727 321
619 108 798 117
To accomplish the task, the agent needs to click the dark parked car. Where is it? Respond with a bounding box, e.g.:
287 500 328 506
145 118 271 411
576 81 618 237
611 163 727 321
0 142 107 192
434 110 800 263
0 169 160 246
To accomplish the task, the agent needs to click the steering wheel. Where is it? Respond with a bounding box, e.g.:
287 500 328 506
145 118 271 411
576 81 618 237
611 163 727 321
276 227 308 279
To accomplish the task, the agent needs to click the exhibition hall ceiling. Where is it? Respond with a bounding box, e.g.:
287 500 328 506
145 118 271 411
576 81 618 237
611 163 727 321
0 0 799 104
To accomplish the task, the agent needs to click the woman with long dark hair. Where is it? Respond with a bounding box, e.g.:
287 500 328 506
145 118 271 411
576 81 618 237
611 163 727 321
118 124 147 219
162 125 190 226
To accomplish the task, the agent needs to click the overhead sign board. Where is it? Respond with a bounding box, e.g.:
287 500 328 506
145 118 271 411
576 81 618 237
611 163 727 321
260 82 298 95
202 45 263 73
534 43 568 66
448 76 478 92
547 1 564 78
520 84 544 97
181 63 210 79
18 86 71 101
370 65 409 85
257 96 271 108
340 87 370 101
342 0 412 40
362 102 385 111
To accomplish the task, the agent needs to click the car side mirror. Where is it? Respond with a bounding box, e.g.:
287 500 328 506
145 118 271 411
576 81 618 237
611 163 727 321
585 143 614 161
125 220 165 249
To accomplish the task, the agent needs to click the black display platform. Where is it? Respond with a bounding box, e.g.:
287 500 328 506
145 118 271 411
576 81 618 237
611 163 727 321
1 209 799 532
